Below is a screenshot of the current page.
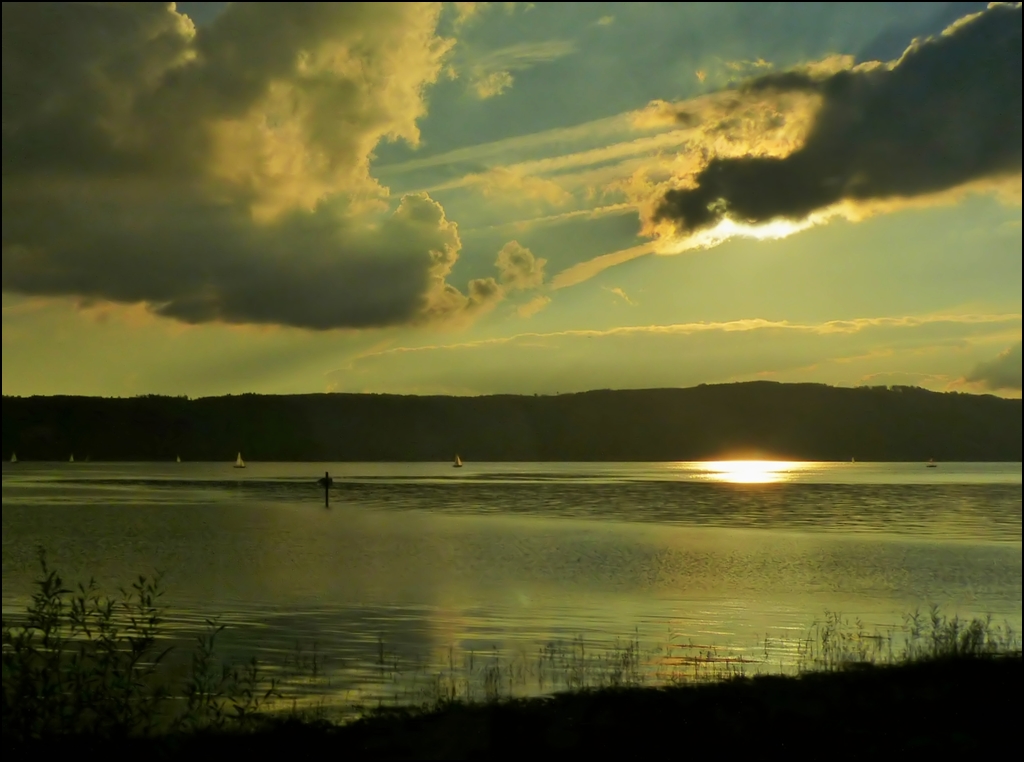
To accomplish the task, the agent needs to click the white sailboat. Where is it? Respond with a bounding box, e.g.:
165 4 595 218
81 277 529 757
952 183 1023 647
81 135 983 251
453 454 463 468
10 452 17 463
234 452 246 469
176 454 181 463
69 453 75 463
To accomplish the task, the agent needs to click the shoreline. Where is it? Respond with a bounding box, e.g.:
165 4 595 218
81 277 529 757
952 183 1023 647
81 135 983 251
8 654 1021 760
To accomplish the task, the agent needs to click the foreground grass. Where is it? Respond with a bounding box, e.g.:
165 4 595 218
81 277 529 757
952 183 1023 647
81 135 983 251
4 552 1021 759
9 654 1021 760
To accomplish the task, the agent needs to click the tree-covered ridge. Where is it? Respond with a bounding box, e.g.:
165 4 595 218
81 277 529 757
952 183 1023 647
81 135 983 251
2 382 1020 462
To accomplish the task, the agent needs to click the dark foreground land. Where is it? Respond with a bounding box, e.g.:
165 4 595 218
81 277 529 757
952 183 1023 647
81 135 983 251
3 381 1022 462
9 655 1020 760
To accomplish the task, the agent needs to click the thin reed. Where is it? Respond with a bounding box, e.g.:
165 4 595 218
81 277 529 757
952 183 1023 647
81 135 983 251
3 552 1020 742
1 551 275 743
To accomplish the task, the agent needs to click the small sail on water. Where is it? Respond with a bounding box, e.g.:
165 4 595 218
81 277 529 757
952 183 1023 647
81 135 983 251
453 454 463 468
176 454 181 463
69 453 75 463
10 452 17 463
234 452 246 469
926 458 937 468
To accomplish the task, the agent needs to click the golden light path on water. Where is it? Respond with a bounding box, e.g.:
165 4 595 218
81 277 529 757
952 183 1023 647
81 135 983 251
1 461 1020 716
692 460 812 484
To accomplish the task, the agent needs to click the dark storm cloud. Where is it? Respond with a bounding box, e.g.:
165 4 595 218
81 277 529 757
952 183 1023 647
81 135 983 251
3 190 465 330
0 3 508 330
966 342 1023 391
655 3 1022 235
856 2 989 64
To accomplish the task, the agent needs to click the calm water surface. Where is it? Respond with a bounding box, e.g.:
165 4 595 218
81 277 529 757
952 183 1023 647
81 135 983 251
3 461 1021 707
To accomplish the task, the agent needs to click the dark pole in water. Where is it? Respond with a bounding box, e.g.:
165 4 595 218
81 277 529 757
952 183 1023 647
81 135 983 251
317 471 333 507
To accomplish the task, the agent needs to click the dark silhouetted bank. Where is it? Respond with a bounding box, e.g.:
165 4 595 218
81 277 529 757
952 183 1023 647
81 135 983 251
3 382 1020 462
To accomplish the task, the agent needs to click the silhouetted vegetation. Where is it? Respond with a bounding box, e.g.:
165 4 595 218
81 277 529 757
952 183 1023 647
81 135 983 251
3 555 1021 758
1 552 276 744
3 381 1021 462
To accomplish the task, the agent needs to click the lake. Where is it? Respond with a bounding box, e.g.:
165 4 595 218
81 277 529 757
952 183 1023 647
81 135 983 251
2 460 1021 711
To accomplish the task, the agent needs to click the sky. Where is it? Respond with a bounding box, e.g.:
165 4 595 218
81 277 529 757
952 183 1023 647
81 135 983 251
2 1 1021 399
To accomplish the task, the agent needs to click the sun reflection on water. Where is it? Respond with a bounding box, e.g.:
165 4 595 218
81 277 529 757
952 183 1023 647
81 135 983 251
698 460 808 484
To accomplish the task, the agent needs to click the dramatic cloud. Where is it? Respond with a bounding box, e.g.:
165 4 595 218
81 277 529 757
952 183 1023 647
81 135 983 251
517 295 551 318
966 342 1023 391
473 70 516 99
0 2 517 330
496 241 546 290
415 239 547 324
452 2 486 29
551 243 655 289
464 40 575 99
5 190 475 329
652 3 1022 241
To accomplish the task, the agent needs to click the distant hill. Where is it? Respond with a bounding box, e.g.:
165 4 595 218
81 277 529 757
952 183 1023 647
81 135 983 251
2 382 1020 462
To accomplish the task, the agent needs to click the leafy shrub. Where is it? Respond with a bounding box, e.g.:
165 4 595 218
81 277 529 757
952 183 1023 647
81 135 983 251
2 550 275 743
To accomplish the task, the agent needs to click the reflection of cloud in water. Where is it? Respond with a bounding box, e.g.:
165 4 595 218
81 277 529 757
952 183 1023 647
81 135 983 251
2 462 1020 715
